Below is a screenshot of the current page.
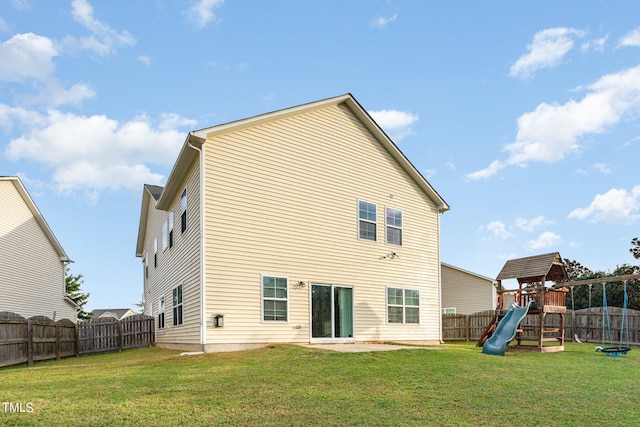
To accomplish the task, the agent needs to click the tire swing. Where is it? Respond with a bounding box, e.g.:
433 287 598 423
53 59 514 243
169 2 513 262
595 282 631 357
571 284 592 343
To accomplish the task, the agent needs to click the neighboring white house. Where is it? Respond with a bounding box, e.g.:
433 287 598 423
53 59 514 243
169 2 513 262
0 176 77 321
440 263 497 315
91 308 137 320
136 93 450 352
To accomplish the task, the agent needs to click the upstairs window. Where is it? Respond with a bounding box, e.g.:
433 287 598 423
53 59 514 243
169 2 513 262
387 287 420 324
180 189 187 233
262 276 288 322
162 218 168 250
142 253 148 279
163 211 174 250
168 211 174 248
385 207 403 246
173 284 183 326
358 200 377 241
158 296 166 329
153 238 158 267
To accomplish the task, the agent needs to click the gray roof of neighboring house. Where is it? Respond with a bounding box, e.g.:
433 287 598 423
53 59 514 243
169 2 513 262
144 184 164 201
496 252 567 283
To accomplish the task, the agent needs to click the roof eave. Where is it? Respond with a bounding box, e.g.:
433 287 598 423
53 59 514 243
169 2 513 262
155 133 205 211
341 96 450 213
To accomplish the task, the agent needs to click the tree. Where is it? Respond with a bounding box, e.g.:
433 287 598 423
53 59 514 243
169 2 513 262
65 268 91 320
133 299 145 314
631 237 640 260
563 258 594 281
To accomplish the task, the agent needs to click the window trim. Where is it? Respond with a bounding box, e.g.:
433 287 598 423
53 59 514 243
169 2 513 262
261 275 289 323
357 199 377 242
442 307 456 315
158 296 166 329
386 287 420 324
153 238 158 268
168 211 174 248
385 206 403 246
142 252 148 279
180 189 187 233
172 284 183 326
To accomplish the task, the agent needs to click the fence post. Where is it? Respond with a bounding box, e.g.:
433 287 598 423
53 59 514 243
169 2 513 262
56 322 61 361
27 318 33 366
465 315 470 341
118 320 123 352
75 323 79 357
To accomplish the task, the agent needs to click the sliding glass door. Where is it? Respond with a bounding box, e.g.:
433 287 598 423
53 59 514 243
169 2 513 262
311 284 353 341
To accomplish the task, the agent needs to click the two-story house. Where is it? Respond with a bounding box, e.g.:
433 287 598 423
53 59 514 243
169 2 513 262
0 176 77 321
135 94 449 352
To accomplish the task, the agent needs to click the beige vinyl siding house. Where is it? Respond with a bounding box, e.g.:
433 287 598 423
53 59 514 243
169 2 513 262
0 176 77 321
136 94 450 352
441 263 497 315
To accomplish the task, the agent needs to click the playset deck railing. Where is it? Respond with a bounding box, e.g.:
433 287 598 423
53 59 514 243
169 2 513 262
497 287 567 311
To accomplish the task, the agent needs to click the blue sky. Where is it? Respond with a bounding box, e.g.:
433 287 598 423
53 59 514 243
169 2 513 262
1 1 639 310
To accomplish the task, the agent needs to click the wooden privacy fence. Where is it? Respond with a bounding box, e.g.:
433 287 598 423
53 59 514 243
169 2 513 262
0 312 155 368
443 308 640 344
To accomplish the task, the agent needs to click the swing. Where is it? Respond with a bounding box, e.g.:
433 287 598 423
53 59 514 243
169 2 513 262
595 282 632 357
571 284 592 343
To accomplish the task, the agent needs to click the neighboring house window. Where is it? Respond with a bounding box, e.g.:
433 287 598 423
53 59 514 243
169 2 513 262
163 212 174 250
180 189 187 233
262 276 288 322
153 238 158 267
143 253 148 279
173 285 183 326
387 287 420 324
168 211 174 248
442 307 456 315
158 296 166 329
162 217 168 250
358 200 377 241
385 207 403 246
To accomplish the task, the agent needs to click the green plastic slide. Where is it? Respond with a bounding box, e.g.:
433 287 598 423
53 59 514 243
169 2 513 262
482 301 533 356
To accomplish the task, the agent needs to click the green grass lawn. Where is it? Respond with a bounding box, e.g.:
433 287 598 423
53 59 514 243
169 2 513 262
1 342 638 426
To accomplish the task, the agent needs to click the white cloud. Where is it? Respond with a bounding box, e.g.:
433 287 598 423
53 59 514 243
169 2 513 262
568 186 640 224
69 0 135 56
10 0 30 10
0 104 45 131
593 163 612 175
0 33 58 81
515 216 554 232
528 231 561 250
468 65 640 180
481 221 514 240
368 109 419 142
5 110 196 193
370 13 397 29
0 16 9 32
510 27 585 78
581 35 608 52
186 0 223 29
138 55 151 66
618 28 640 48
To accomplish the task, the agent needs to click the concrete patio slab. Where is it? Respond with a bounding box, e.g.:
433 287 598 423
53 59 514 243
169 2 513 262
300 343 442 352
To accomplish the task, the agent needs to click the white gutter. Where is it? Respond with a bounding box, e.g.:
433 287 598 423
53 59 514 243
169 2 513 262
187 135 207 348
437 212 443 344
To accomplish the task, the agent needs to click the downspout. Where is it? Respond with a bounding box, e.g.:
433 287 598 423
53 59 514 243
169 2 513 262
437 210 443 344
188 135 207 348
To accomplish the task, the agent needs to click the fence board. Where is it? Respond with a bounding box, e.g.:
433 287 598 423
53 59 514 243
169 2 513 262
442 308 640 345
0 312 155 368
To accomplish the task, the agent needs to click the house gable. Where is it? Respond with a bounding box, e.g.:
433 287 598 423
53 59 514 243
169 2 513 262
0 176 75 321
